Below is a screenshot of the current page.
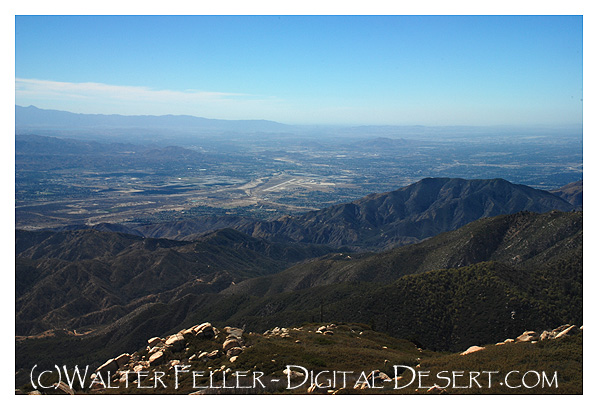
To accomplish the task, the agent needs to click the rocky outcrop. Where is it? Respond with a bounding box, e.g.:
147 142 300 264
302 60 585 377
23 321 582 395
516 331 538 343
492 324 582 348
264 326 290 338
315 324 337 334
86 321 227 393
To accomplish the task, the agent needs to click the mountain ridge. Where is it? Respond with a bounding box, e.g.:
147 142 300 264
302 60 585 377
41 177 576 251
15 105 293 133
232 177 575 250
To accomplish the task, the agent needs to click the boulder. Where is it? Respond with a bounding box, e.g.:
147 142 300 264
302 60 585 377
323 330 334 335
284 368 305 379
165 333 186 352
227 346 243 357
504 338 515 343
460 346 485 355
556 325 579 339
355 382 369 390
194 323 215 338
96 358 118 375
147 337 162 348
223 337 241 352
149 351 165 366
516 331 538 343
540 330 556 341
206 349 221 360
552 324 571 334
181 328 195 340
223 326 244 339
148 346 161 356
118 373 130 384
115 353 131 368
366 370 391 382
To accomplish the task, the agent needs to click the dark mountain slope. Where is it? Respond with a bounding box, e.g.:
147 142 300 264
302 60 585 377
213 251 582 352
15 229 335 335
74 210 581 354
15 209 582 375
134 215 258 241
222 210 581 297
550 180 582 209
234 178 574 250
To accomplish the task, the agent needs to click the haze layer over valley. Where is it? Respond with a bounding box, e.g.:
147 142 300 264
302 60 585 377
16 106 582 231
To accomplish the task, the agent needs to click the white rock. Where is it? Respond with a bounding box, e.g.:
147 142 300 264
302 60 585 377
556 325 578 339
516 331 538 343
460 346 485 355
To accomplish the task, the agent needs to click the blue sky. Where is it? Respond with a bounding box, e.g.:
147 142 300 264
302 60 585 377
15 15 583 126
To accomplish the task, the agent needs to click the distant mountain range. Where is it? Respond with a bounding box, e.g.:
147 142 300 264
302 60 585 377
15 105 295 135
17 105 583 143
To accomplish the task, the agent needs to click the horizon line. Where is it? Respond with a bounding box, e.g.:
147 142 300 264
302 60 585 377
15 105 583 130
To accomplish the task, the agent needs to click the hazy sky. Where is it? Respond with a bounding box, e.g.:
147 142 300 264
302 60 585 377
15 15 583 126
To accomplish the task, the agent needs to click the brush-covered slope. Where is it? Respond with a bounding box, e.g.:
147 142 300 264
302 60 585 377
192 211 582 351
550 180 582 210
15 211 582 379
15 228 335 336
52 211 580 355
223 210 581 297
